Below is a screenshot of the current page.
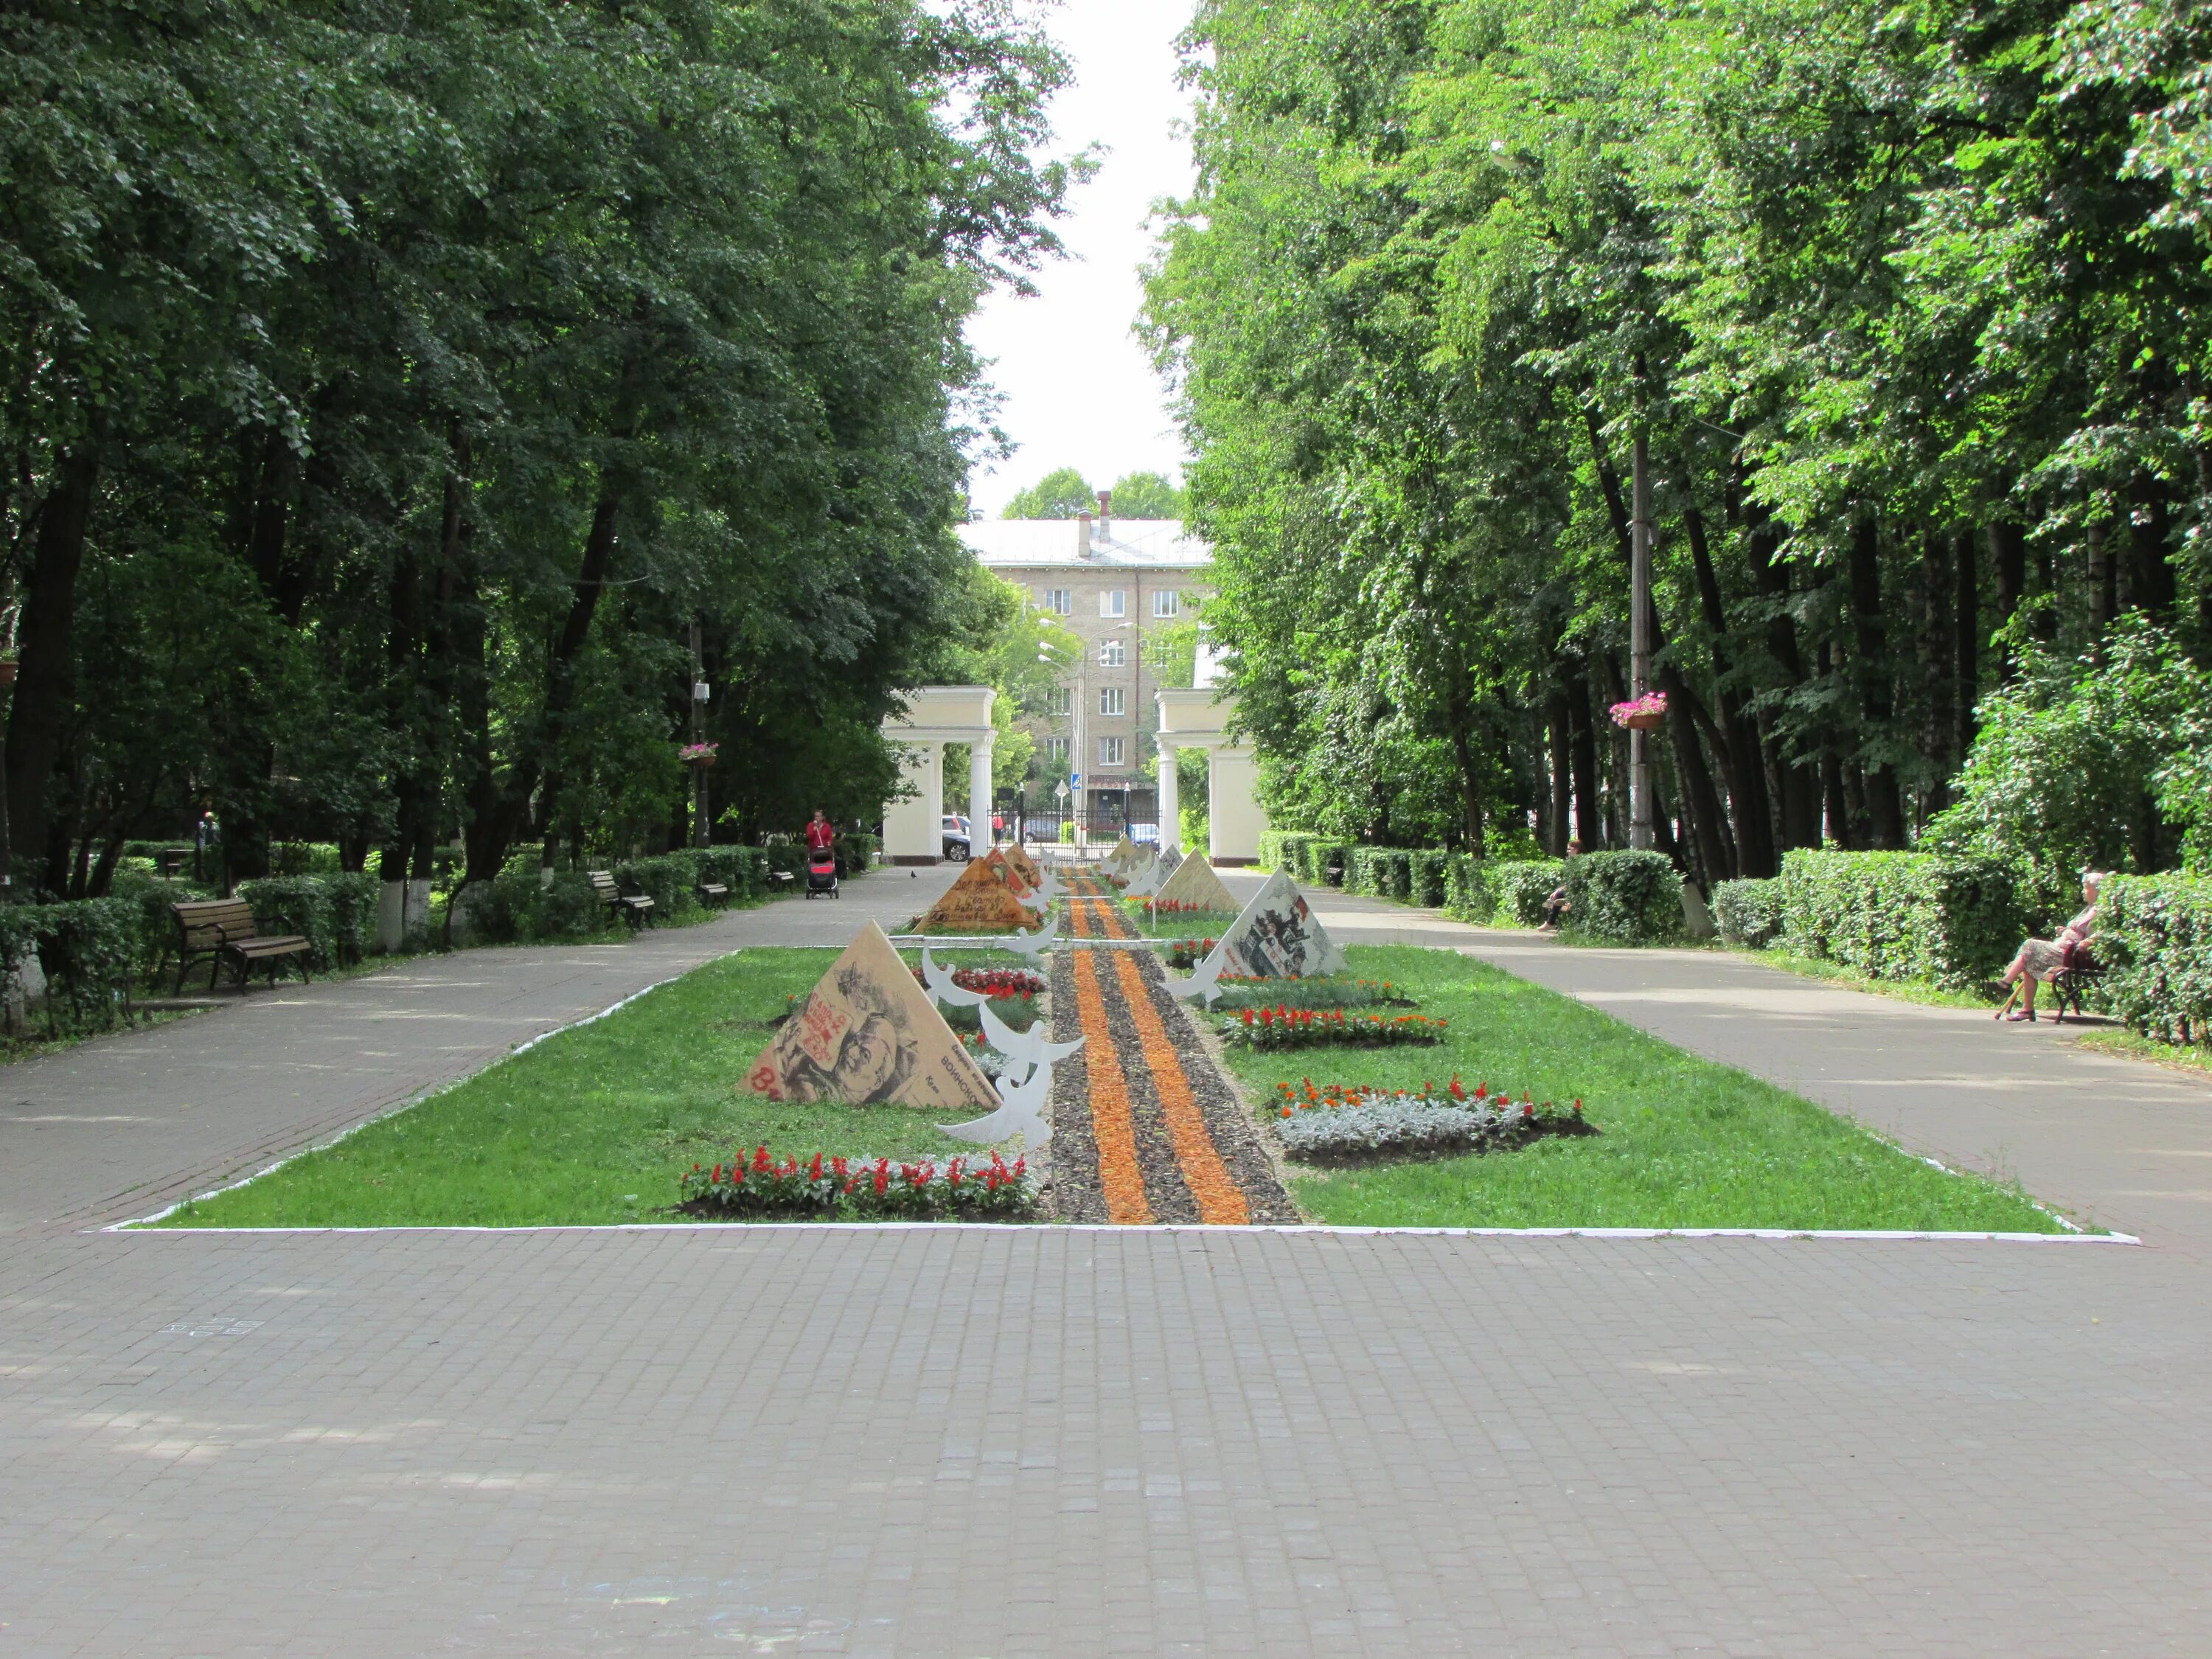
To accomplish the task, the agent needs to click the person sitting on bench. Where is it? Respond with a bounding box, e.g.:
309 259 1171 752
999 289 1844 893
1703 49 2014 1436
1539 841 1582 931
1995 871 2104 1023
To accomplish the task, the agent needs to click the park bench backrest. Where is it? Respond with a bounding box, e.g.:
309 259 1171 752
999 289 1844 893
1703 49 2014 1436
588 871 620 901
174 898 260 950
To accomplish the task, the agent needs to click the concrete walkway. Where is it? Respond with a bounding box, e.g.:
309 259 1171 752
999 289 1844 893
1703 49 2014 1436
5 864 2212 1655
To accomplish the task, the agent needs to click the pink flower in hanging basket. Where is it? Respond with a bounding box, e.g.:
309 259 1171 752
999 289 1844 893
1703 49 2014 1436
1608 692 1668 728
678 741 720 765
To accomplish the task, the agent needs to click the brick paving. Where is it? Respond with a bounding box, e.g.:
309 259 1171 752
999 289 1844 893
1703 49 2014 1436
3 865 2212 1653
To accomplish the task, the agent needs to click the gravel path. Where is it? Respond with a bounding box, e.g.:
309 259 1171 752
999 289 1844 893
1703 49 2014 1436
1048 899 1296 1225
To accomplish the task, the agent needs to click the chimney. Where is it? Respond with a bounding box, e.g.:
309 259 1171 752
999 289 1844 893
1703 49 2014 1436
1096 489 1113 543
1077 509 1093 558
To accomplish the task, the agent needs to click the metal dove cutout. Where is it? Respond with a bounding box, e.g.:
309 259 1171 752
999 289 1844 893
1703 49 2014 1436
978 998 1085 1085
1166 948 1228 1006
939 1062 1052 1150
919 947 990 1009
1006 913 1060 959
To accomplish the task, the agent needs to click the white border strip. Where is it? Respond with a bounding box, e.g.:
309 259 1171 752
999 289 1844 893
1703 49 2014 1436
110 970 699 1231
105 1220 2139 1243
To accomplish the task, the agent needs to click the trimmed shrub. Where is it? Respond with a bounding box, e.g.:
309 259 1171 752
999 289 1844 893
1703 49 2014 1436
1408 850 1448 908
1562 851 1681 945
1305 840 1351 887
760 838 808 883
1346 846 1412 900
1259 830 1318 875
2 897 143 1031
611 855 704 921
832 831 878 874
1492 860 1565 926
240 876 341 967
1712 878 1784 949
1443 855 1498 923
1777 849 2025 988
2095 874 2212 1043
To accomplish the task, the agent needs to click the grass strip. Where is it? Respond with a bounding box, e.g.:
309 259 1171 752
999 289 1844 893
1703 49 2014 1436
155 948 977 1228
1210 945 2070 1233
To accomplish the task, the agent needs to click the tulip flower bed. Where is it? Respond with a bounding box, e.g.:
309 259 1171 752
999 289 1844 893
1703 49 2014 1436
1267 1077 1592 1166
1220 1006 1447 1050
1166 936 1219 969
1208 943 2075 1231
909 965 1045 998
680 1147 1036 1220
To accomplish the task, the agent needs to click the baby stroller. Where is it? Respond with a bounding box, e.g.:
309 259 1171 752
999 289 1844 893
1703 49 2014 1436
804 845 840 899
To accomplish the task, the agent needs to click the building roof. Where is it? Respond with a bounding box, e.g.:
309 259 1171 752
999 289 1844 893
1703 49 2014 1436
961 518 1212 571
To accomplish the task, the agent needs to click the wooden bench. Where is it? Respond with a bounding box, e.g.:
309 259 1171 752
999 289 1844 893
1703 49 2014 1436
696 880 731 908
588 870 655 931
170 898 313 992
2049 946 2104 1024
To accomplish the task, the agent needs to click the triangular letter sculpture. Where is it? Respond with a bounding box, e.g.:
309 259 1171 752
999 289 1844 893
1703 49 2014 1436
1105 834 1140 874
1206 869 1347 978
983 846 1035 900
915 857 1039 933
748 920 998 1110
1001 841 1043 888
1124 846 1178 900
1155 852 1238 914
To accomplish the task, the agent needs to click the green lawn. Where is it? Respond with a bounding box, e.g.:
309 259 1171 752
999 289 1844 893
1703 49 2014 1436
1209 945 2072 1232
156 948 982 1228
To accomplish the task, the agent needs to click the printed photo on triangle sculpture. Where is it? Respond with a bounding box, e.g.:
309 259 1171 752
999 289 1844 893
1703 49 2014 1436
748 921 999 1111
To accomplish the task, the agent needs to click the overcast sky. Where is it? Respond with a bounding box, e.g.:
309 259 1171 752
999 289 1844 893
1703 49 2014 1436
962 0 1197 518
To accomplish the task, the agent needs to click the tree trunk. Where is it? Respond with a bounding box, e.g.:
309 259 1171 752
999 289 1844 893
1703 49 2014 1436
1954 528 1980 759
1846 518 1907 846
1681 493 1773 875
1546 686 1572 857
1989 521 2025 683
1568 669 1599 852
2129 472 2174 619
7 437 102 892
1920 532 1955 821
2087 519 2115 640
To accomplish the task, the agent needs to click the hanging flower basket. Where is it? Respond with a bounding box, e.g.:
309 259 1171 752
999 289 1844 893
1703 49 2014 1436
1609 692 1667 731
678 741 719 768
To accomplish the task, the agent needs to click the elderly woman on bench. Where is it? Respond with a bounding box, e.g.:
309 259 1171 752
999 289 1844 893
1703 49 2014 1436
1994 871 2104 1023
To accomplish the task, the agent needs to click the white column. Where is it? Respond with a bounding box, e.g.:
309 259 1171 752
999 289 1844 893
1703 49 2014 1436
883 742 944 863
969 736 995 852
1156 741 1180 849
1207 743 1270 864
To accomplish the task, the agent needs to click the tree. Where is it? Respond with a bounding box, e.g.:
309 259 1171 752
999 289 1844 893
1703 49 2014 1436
1106 470 1186 517
1001 467 1096 518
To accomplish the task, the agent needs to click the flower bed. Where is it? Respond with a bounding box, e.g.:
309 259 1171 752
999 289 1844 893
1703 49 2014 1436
1267 1077 1593 1165
1220 1006 1446 1050
680 1147 1036 1220
1166 936 1219 969
1128 897 1237 918
909 964 1045 999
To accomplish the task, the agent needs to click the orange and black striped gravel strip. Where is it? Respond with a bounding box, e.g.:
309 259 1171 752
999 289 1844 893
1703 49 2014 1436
1068 948 1153 1224
1110 950 1249 1224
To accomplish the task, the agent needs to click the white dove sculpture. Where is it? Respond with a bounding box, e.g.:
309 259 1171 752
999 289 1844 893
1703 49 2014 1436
921 947 990 1009
1035 868 1065 905
978 998 1085 1085
940 1062 1051 1150
1124 859 1163 900
1166 947 1228 1006
1007 912 1060 959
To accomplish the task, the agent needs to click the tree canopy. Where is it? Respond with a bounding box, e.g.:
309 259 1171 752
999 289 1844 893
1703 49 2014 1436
1001 466 1186 518
0 0 1078 895
1144 0 2212 874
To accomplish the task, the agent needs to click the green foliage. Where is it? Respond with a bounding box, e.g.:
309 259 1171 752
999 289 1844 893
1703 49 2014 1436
1562 852 1681 946
16 899 143 1032
1712 879 1784 950
1105 470 1186 518
1493 861 1566 927
1346 846 1413 900
2095 874 2212 1043
1444 854 1500 923
1778 852 2027 990
239 877 338 968
1408 850 1449 908
1259 830 1318 874
1001 468 1096 519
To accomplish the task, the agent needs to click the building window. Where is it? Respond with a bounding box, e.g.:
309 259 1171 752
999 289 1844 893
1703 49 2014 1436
1044 736 1069 762
1100 589 1126 619
1099 686 1125 717
1041 588 1071 615
1098 736 1124 768
1046 685 1071 717
1099 639 1125 667
1153 589 1180 619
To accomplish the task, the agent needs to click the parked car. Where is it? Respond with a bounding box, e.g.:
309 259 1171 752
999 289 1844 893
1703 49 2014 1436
942 813 971 861
1131 822 1160 845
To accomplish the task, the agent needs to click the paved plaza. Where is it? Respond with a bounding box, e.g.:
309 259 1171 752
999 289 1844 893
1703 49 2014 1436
4 866 2211 1655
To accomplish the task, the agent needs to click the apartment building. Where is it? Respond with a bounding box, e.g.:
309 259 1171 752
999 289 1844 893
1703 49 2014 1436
961 493 1211 832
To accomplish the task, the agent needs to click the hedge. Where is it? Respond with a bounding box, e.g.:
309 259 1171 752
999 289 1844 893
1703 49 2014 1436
1346 846 1412 900
1304 840 1351 886
1495 860 1565 926
0 896 142 1032
1712 877 1784 949
1259 830 1318 876
1408 849 1448 908
239 873 380 967
1443 855 1498 922
1562 850 1681 945
1778 849 2025 989
2095 874 2212 1044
